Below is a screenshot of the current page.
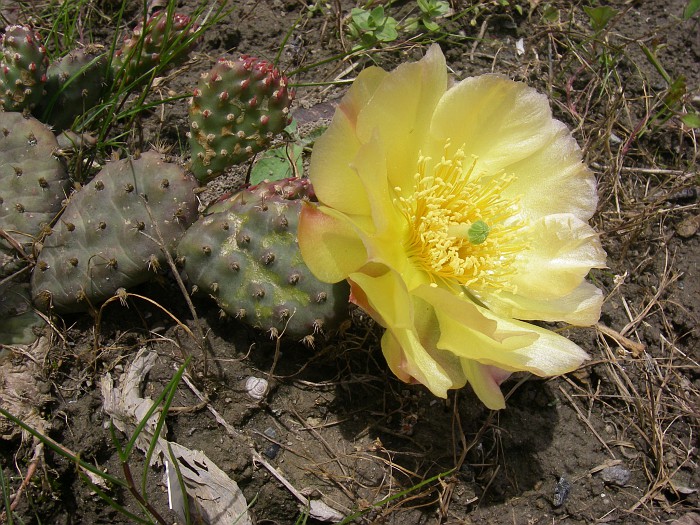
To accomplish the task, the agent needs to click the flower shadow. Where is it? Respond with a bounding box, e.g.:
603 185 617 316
328 364 560 510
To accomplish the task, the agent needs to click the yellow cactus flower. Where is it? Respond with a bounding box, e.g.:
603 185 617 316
298 45 606 409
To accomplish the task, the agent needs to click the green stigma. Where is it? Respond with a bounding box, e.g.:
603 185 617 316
467 220 490 245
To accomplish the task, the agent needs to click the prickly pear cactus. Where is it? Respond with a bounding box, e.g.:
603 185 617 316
0 112 69 254
113 11 197 87
38 45 109 130
0 281 45 345
0 25 49 112
177 178 350 341
188 56 294 183
31 151 199 313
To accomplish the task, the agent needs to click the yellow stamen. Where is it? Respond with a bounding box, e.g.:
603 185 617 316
396 144 528 292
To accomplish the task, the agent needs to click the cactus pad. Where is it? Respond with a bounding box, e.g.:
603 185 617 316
113 11 197 87
178 178 349 339
31 151 199 313
0 281 45 345
0 112 69 253
39 45 109 130
0 25 49 112
188 56 294 183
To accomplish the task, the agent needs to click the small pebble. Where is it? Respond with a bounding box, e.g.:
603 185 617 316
553 476 571 507
676 214 700 238
263 427 280 459
601 465 631 487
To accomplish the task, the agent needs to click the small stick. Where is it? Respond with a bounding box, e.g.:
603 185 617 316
178 368 240 438
595 323 646 357
5 441 43 516
252 451 310 507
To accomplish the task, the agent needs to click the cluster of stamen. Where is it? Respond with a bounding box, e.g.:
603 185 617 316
395 145 527 292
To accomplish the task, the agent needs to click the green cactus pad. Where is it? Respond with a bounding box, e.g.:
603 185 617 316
0 112 69 252
188 56 294 183
0 281 45 345
31 151 199 313
178 178 349 340
113 11 197 87
0 25 49 112
38 45 110 130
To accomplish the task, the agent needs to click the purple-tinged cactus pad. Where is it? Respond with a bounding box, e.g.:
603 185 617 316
38 45 110 130
113 11 197 87
31 151 199 313
0 112 69 253
0 25 49 111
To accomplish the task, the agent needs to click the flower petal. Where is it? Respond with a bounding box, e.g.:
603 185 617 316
349 268 465 397
461 361 508 410
356 44 448 193
414 284 589 377
481 280 604 326
513 213 607 299
347 266 413 330
429 74 561 175
505 122 598 221
381 328 460 398
350 134 405 236
298 203 367 283
309 67 387 215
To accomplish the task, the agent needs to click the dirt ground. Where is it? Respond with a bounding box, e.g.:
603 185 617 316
1 0 698 524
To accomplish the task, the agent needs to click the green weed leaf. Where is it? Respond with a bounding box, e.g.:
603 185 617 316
250 144 304 186
542 4 560 22
683 0 700 19
583 5 617 32
680 112 700 128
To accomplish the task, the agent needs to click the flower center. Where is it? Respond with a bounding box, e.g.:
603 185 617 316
395 145 527 292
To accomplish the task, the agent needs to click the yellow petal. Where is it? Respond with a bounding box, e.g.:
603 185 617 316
428 74 561 175
337 66 388 124
309 67 387 215
356 44 448 193
347 266 413 330
298 203 367 283
513 214 607 299
461 361 507 410
349 268 465 397
350 134 404 236
479 280 604 326
504 122 598 221
382 328 458 398
414 284 589 377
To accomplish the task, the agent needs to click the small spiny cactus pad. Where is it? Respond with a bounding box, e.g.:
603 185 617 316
188 55 294 183
38 45 109 130
113 11 197 87
177 177 349 339
0 25 49 112
31 151 199 313
0 112 69 253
